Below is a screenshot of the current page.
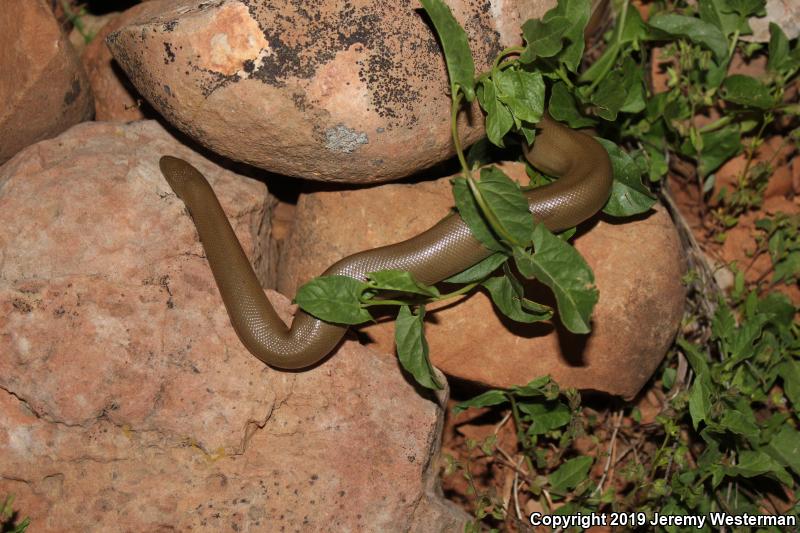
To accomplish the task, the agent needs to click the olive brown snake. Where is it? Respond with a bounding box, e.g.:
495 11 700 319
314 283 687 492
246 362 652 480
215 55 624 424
159 115 613 369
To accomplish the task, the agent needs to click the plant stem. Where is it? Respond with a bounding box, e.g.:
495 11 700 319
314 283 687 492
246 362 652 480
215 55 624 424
435 281 480 300
492 46 525 73
586 0 629 95
361 281 480 308
555 64 575 90
727 29 740 63
362 299 413 307
737 115 771 193
698 115 734 134
451 91 471 178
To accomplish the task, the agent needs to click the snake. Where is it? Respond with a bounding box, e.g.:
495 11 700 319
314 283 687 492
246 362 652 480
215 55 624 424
159 115 613 369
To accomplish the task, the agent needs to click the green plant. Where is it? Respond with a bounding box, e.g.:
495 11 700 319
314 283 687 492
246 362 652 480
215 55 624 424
753 213 800 287
419 0 800 529
294 0 654 391
60 0 95 45
0 495 30 533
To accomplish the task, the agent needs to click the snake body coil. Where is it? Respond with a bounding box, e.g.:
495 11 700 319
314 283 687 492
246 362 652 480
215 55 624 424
159 116 613 369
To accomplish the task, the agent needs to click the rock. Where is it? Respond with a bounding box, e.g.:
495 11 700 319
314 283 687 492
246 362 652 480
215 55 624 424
106 0 556 183
0 121 466 531
711 134 795 203
81 2 167 122
741 0 800 43
277 163 686 399
765 164 793 199
68 13 117 55
793 155 800 195
720 195 800 304
0 0 94 163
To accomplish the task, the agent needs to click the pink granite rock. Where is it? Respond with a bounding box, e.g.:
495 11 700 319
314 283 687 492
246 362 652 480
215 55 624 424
0 0 94 163
0 121 466 531
277 163 686 399
81 2 169 121
106 0 556 183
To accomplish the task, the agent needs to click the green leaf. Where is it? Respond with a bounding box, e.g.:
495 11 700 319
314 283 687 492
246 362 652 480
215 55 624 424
579 42 621 83
519 123 537 146
688 377 712 429
453 389 508 414
767 426 800 476
553 0 592 72
662 367 676 390
756 291 795 329
620 56 646 113
590 71 627 121
773 251 800 283
727 0 765 18
395 305 442 390
548 81 596 128
419 0 475 101
520 16 572 62
648 13 729 61
494 68 545 124
548 456 593 492
717 409 759 439
705 58 728 89
444 252 508 284
466 137 493 169
596 138 656 217
677 337 710 377
452 177 505 252
643 141 669 182
698 0 753 37
618 3 649 43
519 400 572 434
477 80 514 147
511 375 553 396
367 270 439 297
727 450 792 485
524 0 591 72
295 275 372 325
767 23 792 72
699 125 741 177
482 275 552 324
779 359 800 407
475 166 535 246
513 226 598 335
721 75 776 110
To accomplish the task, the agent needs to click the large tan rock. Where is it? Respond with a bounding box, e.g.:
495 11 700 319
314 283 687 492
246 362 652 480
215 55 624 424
0 121 466 531
0 0 94 163
106 0 556 183
81 2 169 121
277 163 686 399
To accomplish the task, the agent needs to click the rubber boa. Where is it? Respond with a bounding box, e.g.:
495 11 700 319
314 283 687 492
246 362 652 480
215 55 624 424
159 115 613 369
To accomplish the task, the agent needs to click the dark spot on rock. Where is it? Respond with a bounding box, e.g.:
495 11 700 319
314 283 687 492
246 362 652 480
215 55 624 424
63 79 81 107
164 42 176 64
237 0 442 126
162 19 178 32
164 84 173 97
12 299 32 313
243 59 255 73
290 91 307 112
